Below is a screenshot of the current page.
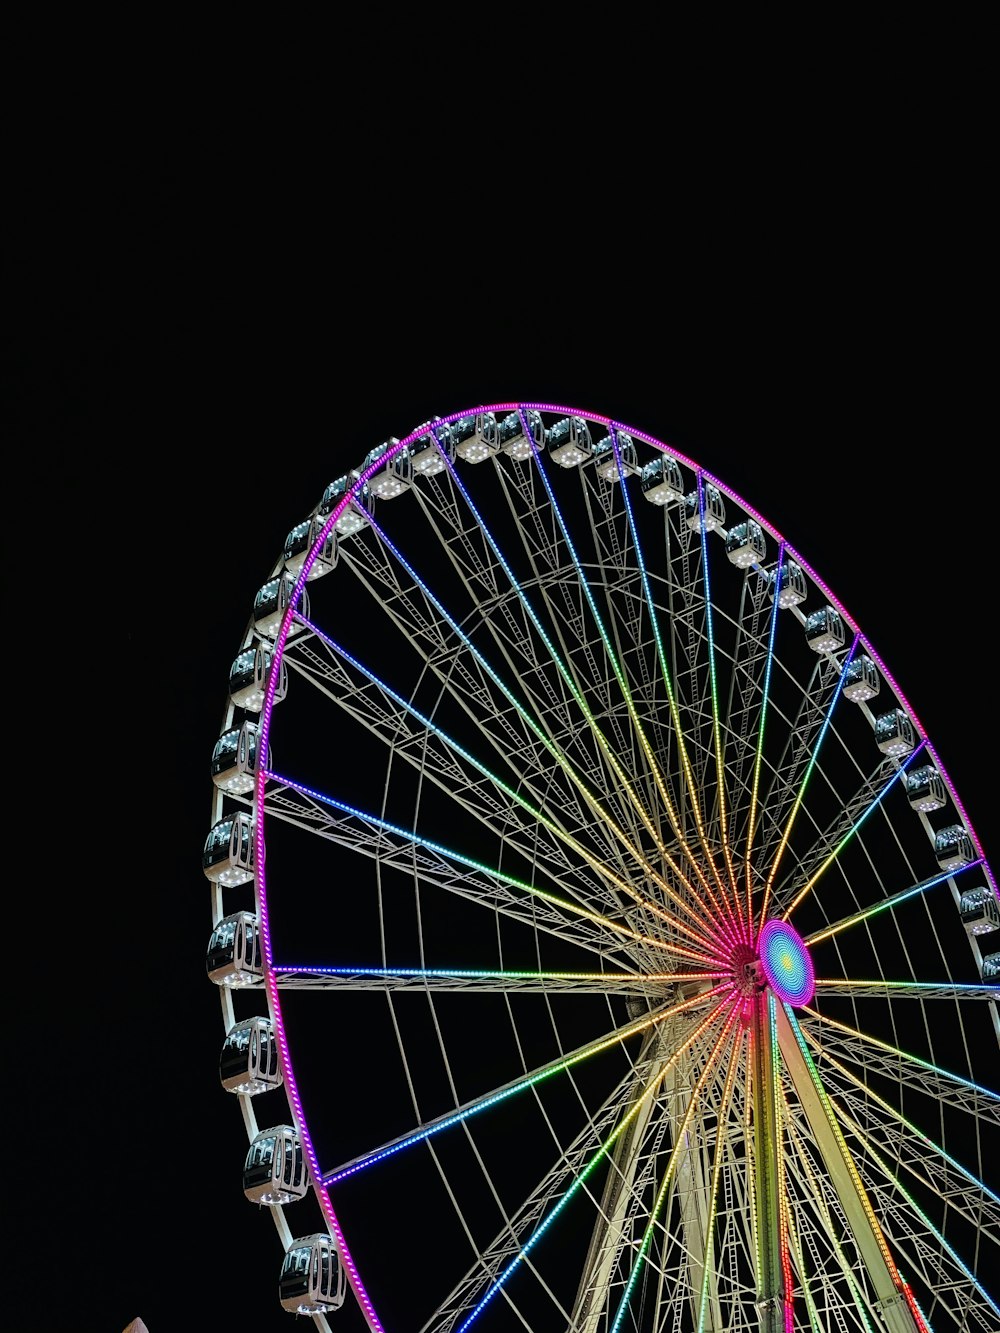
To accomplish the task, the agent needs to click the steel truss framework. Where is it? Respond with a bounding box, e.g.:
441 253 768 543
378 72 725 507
206 404 1000 1332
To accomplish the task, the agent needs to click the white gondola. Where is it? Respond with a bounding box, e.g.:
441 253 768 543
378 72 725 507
278 1234 346 1315
934 824 975 871
252 573 310 641
403 419 456 477
959 887 1000 936
202 811 256 885
496 409 544 460
906 764 947 812
873 707 915 757
283 517 338 581
640 454 684 505
206 910 263 986
244 1125 310 1206
315 475 370 535
841 654 879 703
219 1016 282 1095
228 644 288 713
804 605 845 653
684 484 725 532
592 431 639 482
459 414 500 463
982 952 1000 979
547 416 592 468
211 721 265 795
443 415 477 462
725 519 766 567
363 439 408 500
768 560 807 608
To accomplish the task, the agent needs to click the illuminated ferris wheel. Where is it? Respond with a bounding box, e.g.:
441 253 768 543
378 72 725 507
204 403 1000 1331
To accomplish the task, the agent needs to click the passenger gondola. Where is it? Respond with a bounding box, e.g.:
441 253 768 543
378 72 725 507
842 654 880 703
804 605 845 653
768 559 807 607
547 415 592 468
640 454 684 505
210 721 266 796
315 474 371 536
228 643 288 712
252 572 310 640
202 811 256 886
934 824 975 871
206 910 263 986
592 431 639 481
684 483 725 532
282 516 338 580
725 519 766 567
873 707 915 757
959 886 1000 936
278 1234 346 1315
906 764 947 812
219 1016 282 1095
243 1125 309 1206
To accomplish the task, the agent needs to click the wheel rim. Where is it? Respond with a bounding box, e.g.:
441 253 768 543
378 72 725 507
207 403 1000 1331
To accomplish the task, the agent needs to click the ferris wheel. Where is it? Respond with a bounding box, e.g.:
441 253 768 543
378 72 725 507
204 403 1000 1332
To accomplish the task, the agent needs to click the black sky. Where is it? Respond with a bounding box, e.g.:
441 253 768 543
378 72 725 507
6 147 994 1333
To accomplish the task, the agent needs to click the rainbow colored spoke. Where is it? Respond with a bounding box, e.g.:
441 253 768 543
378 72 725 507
777 744 928 924
439 426 736 949
512 419 681 859
360 492 730 956
434 442 666 860
293 613 725 955
267 769 726 969
609 431 747 936
429 1052 667 1327
269 962 723 996
452 993 735 1331
741 540 786 934
781 1099 881 1330
320 984 732 1189
753 592 843 930
695 1024 747 1333
797 1004 1000 1106
756 636 905 935
803 866 980 945
608 997 745 1332
821 1074 1000 1318
813 978 1000 1001
692 474 747 928
808 1043 1000 1210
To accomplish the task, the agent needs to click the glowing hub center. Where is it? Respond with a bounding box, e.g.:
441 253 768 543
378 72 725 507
757 919 815 1006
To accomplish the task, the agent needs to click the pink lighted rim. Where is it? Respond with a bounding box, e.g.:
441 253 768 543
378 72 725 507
245 402 988 1328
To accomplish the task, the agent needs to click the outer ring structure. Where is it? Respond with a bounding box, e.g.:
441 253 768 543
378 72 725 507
205 400 999 1330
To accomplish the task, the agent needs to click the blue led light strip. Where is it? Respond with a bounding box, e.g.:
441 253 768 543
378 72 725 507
267 769 722 970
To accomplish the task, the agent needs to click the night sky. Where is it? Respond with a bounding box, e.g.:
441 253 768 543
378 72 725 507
8 159 994 1333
